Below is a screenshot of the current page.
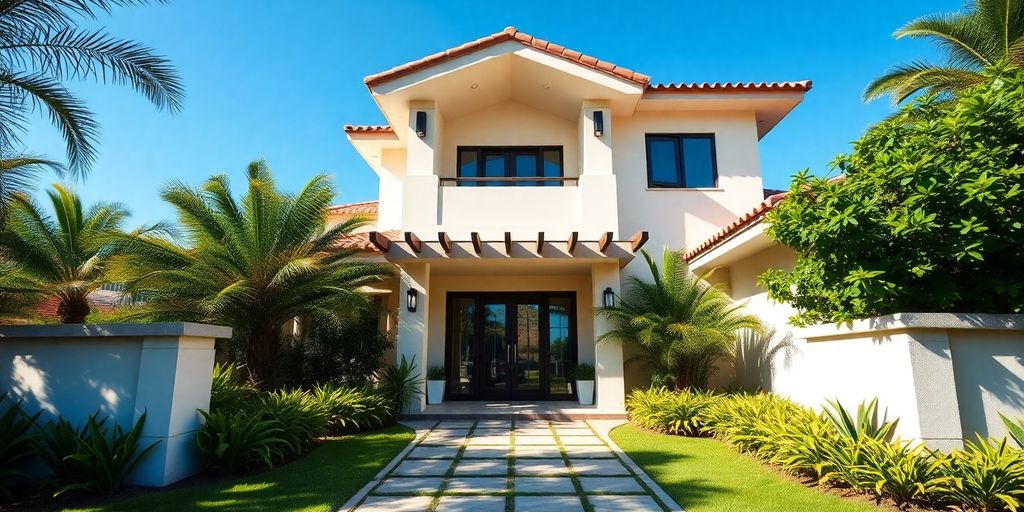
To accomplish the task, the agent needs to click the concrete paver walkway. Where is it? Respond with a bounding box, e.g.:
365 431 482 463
341 419 682 512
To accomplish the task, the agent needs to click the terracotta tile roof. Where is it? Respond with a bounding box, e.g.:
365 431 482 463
333 229 398 253
343 124 395 134
683 191 788 262
328 200 379 216
646 81 812 93
363 26 651 88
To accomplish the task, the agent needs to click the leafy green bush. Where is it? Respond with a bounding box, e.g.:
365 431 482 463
855 438 950 506
762 67 1024 325
625 387 713 435
376 355 422 417
36 412 158 496
196 409 287 472
939 436 1024 511
0 394 41 497
312 384 391 434
570 363 595 381
210 363 258 413
275 313 393 389
822 398 898 441
256 389 329 456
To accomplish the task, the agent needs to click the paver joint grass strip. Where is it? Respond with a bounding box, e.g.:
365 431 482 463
581 420 671 511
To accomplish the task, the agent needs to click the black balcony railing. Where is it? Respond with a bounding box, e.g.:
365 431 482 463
439 177 579 187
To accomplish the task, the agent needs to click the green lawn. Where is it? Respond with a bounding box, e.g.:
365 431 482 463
609 424 882 512
67 425 414 512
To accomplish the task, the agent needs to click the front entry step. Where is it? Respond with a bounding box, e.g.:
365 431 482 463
399 400 626 421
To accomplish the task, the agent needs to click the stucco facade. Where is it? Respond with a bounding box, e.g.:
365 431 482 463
337 27 809 414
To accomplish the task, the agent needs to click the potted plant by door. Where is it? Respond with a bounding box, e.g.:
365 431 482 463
427 366 446 405
572 363 595 406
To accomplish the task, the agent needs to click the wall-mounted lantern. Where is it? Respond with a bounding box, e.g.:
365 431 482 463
415 111 427 138
407 289 418 312
593 110 604 137
603 287 615 308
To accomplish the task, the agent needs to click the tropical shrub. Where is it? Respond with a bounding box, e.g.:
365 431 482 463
209 363 258 413
822 398 898 442
275 313 392 388
255 390 329 456
376 355 422 417
570 363 595 381
1002 413 1024 449
312 384 391 434
426 366 445 381
112 162 394 387
196 410 286 472
939 436 1024 512
36 412 157 496
625 387 713 435
762 67 1024 326
0 394 41 497
598 248 763 389
855 438 950 506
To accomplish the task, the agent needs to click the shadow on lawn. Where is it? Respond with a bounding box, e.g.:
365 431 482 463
71 426 413 512
622 448 738 509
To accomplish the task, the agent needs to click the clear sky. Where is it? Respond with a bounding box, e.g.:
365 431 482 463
16 0 961 227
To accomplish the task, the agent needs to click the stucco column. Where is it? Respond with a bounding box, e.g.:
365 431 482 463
131 333 219 486
906 330 964 451
396 263 430 412
578 101 618 240
592 261 625 413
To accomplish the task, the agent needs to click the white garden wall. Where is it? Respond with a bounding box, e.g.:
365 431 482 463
0 322 230 487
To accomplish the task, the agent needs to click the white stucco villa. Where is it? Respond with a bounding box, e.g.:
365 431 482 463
330 27 811 416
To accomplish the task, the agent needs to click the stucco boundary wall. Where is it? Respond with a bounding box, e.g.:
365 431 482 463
0 322 231 487
780 313 1024 452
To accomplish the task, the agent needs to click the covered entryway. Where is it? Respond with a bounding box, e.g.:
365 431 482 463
446 292 576 401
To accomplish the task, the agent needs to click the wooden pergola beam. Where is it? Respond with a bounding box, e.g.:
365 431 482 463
438 232 453 254
504 232 512 255
629 230 650 253
368 231 391 252
536 232 545 254
404 232 423 253
566 231 578 254
471 232 483 254
598 231 613 253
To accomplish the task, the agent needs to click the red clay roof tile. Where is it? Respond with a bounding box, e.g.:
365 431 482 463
647 81 812 93
683 191 787 262
327 200 379 216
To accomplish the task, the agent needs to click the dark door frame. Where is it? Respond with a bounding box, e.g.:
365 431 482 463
444 291 578 401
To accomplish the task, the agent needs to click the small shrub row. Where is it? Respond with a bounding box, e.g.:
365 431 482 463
0 393 156 498
197 360 419 473
626 388 1024 510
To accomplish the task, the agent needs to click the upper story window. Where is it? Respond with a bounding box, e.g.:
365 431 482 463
645 134 718 189
456 146 564 186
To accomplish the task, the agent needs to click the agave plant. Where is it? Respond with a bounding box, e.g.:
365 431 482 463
376 355 423 417
823 398 898 442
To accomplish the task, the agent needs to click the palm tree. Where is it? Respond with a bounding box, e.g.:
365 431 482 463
113 161 395 388
0 183 129 323
0 155 60 224
597 248 763 390
1 0 184 175
865 0 1024 103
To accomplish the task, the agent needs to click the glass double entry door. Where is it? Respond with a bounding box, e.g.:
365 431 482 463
446 292 576 401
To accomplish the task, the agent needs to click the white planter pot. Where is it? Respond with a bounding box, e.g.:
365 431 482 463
427 380 446 405
576 380 595 405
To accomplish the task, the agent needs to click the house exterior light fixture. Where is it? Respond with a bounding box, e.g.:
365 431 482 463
415 111 427 138
407 289 418 312
593 110 604 137
603 287 615 308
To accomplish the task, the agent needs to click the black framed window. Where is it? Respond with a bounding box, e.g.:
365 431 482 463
456 146 563 186
645 134 717 188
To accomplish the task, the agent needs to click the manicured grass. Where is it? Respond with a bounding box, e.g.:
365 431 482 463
67 425 414 512
609 424 882 512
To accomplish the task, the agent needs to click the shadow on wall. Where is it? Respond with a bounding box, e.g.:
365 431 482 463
949 330 1024 438
734 327 798 392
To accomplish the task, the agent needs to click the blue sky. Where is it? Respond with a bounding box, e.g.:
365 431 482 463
16 0 961 226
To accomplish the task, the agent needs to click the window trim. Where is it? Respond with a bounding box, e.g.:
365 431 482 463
644 134 718 189
456 146 564 186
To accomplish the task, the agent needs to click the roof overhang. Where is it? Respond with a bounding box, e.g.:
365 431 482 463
688 220 772 273
638 87 809 139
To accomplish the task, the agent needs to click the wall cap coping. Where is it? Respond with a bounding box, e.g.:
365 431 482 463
0 322 232 340
795 312 1024 341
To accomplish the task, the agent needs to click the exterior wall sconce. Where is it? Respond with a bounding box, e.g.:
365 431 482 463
407 289 418 312
603 287 615 308
415 111 427 138
593 110 604 137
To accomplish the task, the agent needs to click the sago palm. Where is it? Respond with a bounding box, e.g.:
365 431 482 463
113 161 395 388
0 0 184 175
866 0 1024 103
597 248 763 390
0 183 129 323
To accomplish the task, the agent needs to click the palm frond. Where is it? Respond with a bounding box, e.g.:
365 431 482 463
864 63 985 103
0 155 62 223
